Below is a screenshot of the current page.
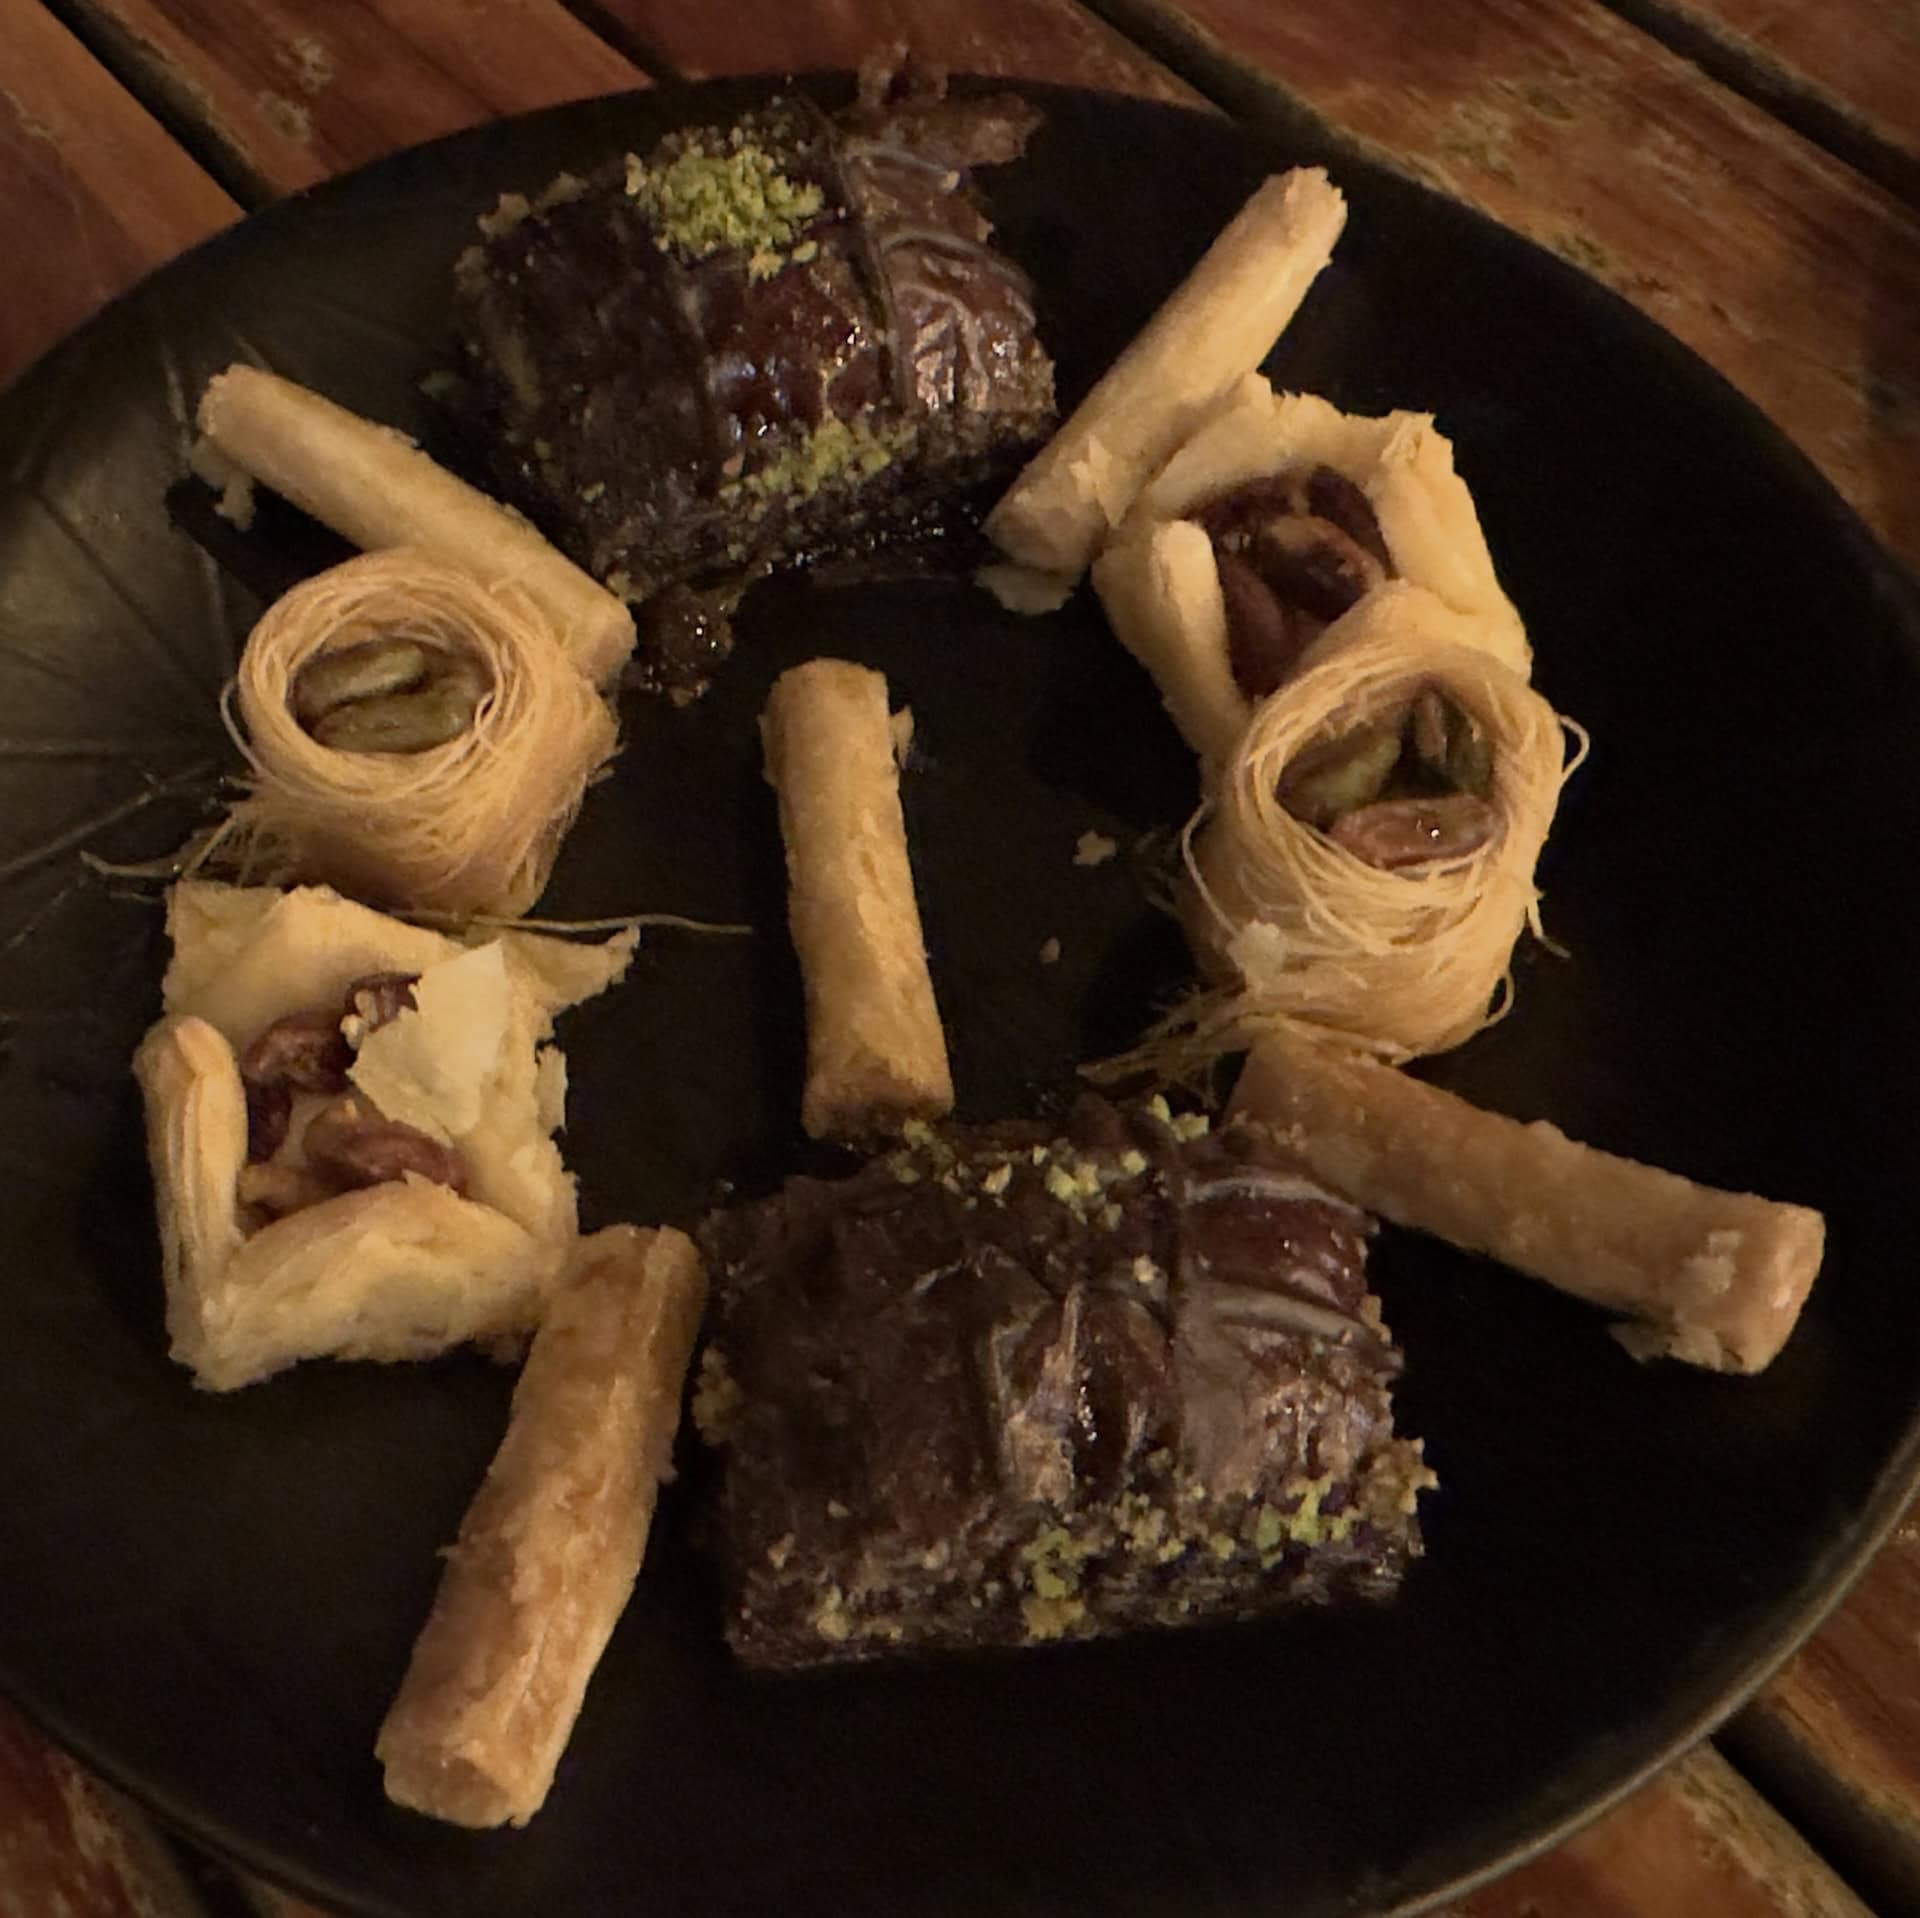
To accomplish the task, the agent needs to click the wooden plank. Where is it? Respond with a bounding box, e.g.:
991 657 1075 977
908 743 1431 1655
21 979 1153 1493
596 0 1204 103
1726 1501 1920 1916
1603 0 1920 206
1441 1744 1874 1918
1083 0 1920 575
56 0 646 202
0 1694 211 1918
0 0 236 387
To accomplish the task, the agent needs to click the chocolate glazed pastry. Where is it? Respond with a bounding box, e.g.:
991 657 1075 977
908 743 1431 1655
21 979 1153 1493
450 66 1058 696
696 1096 1434 1669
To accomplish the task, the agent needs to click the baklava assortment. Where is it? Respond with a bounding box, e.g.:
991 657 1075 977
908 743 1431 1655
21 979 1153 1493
126 64 1823 1831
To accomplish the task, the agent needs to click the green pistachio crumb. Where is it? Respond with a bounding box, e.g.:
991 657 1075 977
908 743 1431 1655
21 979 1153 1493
810 1586 853 1643
1022 1594 1088 1641
690 1346 743 1443
624 138 825 265
716 413 913 511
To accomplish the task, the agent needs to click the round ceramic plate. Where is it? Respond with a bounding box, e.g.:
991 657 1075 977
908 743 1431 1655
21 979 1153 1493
0 77 1916 1918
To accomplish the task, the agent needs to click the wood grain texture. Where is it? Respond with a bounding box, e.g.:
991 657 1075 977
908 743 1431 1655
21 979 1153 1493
1728 1503 1920 1916
0 0 236 386
1607 0 1920 203
1440 1744 1874 1918
54 0 644 202
1084 0 1920 574
592 0 1203 103
0 1695 209 1918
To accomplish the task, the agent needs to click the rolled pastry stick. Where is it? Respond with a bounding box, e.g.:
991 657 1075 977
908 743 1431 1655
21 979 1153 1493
761 659 953 1140
985 169 1347 585
1141 585 1570 1073
378 1224 707 1827
1092 382 1528 773
1230 1029 1826 1373
136 879 637 1389
196 365 636 685
228 548 617 919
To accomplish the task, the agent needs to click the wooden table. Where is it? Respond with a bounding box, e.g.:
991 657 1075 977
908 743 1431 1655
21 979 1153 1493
1 2 1915 1913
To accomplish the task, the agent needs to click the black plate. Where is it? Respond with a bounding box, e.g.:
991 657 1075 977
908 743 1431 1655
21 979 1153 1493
2 77 1917 1918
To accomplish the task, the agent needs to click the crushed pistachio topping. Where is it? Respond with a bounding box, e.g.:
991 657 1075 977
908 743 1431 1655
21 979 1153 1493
623 133 825 275
691 1345 743 1443
1021 1594 1089 1641
719 413 914 510
1143 1093 1211 1142
476 192 531 239
810 1584 854 1643
1018 1525 1095 1602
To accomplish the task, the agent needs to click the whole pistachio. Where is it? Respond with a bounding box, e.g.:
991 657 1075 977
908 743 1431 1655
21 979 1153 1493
309 675 484 754
1278 716 1407 828
291 637 434 729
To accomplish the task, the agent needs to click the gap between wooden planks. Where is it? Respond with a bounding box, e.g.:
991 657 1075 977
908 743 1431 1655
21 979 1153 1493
1598 0 1920 207
46 0 647 202
0 0 237 383
588 0 1202 102
1080 0 1920 577
1729 1508 1920 1917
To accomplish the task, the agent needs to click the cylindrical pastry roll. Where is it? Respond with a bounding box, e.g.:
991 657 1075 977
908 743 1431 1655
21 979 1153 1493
196 365 636 685
760 659 953 1140
377 1224 708 1828
1092 380 1529 773
228 549 618 919
1230 1030 1826 1374
985 169 1347 585
1145 584 1570 1071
